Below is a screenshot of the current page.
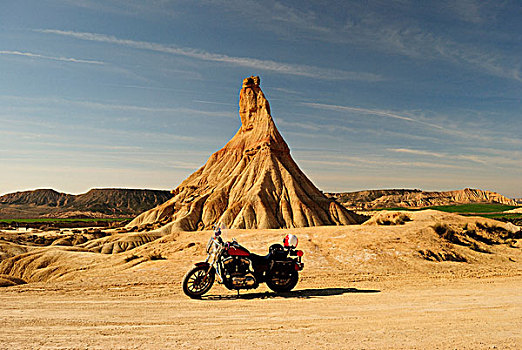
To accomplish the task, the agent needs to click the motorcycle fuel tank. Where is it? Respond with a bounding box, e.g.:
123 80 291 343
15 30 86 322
227 245 250 256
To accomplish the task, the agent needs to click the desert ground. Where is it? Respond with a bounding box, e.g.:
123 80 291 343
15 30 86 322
1 210 521 349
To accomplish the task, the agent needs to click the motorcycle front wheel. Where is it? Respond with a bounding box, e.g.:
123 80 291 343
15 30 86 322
182 265 215 299
266 270 298 293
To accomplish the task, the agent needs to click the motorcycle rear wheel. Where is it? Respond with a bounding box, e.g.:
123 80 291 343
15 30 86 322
266 270 298 293
182 265 215 299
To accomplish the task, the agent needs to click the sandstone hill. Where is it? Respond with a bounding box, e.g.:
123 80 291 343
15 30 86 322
0 189 73 207
0 188 171 219
129 76 363 231
326 188 517 210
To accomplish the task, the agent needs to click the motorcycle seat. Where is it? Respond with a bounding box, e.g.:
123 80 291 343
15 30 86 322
249 252 270 265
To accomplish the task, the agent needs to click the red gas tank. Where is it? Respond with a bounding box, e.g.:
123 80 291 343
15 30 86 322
227 244 250 256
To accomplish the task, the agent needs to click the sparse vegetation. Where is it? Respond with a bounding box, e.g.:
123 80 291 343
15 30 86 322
431 221 520 254
427 203 517 213
431 223 467 245
124 254 141 263
148 253 166 261
476 222 521 240
468 241 491 254
376 213 411 225
418 249 467 262
372 204 522 225
373 203 519 213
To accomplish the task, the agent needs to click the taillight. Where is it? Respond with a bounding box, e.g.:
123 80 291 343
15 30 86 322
296 250 304 257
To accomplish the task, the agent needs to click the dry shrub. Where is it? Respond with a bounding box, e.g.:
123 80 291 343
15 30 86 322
418 249 467 262
468 241 491 254
476 222 521 239
432 223 467 245
376 212 412 225
148 253 166 261
432 222 517 254
124 254 141 263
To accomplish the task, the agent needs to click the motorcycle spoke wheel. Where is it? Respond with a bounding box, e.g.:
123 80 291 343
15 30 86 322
182 266 215 298
266 271 299 293
187 270 210 293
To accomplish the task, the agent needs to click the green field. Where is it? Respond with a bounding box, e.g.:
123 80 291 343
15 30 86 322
375 203 518 213
0 218 131 223
426 203 518 213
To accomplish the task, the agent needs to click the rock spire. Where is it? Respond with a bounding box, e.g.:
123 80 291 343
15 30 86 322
128 76 364 231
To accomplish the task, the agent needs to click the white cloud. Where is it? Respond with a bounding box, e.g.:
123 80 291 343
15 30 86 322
0 123 196 143
57 0 178 18
277 119 322 132
301 102 522 146
210 2 520 82
193 100 236 107
300 158 466 170
35 29 383 81
340 18 521 82
0 50 104 65
442 0 485 24
0 95 235 119
388 148 490 165
302 102 445 130
69 100 235 118
389 148 448 158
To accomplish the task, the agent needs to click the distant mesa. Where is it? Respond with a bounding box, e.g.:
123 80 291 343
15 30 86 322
0 188 171 219
326 188 518 210
0 189 73 207
129 75 364 231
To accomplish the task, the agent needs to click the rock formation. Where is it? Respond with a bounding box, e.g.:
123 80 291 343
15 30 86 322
129 76 363 231
0 189 171 219
0 189 73 207
327 188 518 210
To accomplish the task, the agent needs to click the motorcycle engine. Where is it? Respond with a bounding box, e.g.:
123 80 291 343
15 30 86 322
223 256 250 276
223 256 256 288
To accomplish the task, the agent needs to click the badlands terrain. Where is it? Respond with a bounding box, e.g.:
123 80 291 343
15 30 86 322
327 188 517 210
1 76 520 349
0 188 171 219
1 187 516 220
1 210 521 349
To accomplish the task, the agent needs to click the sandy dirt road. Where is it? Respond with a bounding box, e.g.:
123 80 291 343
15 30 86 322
1 276 520 350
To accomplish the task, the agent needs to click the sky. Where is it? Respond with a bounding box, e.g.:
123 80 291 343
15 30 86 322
0 0 521 198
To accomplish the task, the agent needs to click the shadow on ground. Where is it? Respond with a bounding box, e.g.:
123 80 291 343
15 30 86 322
203 287 380 300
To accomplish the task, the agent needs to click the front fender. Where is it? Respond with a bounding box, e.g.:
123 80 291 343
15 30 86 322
195 262 211 269
195 262 216 275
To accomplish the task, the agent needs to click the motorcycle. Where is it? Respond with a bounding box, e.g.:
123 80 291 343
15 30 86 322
182 224 304 298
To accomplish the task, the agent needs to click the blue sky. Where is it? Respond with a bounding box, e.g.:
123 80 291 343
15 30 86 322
0 1 521 198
